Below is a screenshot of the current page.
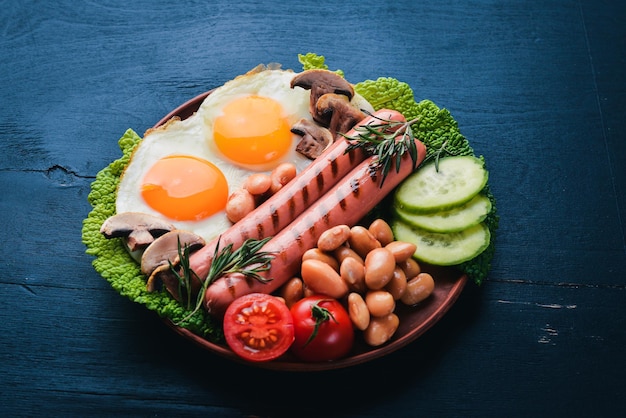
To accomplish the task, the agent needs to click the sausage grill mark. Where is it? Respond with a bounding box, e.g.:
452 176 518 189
270 205 280 230
368 164 379 183
288 197 296 220
225 275 237 298
337 188 348 211
307 224 317 240
279 247 290 263
316 200 331 227
301 185 309 206
350 177 361 198
330 158 338 178
297 212 314 242
315 171 324 192
256 223 264 238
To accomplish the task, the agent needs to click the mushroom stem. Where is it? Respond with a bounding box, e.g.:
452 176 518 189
315 93 366 138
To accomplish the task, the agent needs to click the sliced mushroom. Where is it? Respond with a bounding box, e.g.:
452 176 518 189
100 212 175 252
141 230 205 293
290 118 333 159
290 69 355 127
316 93 367 137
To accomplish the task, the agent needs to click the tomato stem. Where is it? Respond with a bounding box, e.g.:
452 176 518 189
304 300 337 347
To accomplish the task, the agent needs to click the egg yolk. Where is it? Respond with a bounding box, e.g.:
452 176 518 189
213 95 292 168
141 155 228 221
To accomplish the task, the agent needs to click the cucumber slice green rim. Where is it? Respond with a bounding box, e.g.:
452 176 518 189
393 193 492 233
394 155 488 214
392 220 491 266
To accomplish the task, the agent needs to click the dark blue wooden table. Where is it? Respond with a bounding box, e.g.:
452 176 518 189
2 1 625 416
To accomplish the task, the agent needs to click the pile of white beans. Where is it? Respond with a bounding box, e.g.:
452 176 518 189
278 218 435 347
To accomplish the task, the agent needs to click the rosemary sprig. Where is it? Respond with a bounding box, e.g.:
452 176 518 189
172 236 275 325
206 236 274 286
168 236 197 310
343 111 420 186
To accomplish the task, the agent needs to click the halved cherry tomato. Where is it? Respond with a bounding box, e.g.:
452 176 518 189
290 295 354 362
223 293 294 362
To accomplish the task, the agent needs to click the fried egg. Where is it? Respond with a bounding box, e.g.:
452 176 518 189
198 67 314 172
116 66 374 243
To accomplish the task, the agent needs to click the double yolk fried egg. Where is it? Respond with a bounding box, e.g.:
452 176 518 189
116 67 372 242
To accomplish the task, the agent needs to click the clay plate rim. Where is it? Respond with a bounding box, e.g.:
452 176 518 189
155 90 468 371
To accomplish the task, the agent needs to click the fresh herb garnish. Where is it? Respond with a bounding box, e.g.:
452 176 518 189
168 236 198 310
343 111 420 186
173 236 275 325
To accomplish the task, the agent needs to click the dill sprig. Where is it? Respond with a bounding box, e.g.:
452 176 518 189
343 111 420 186
172 236 275 325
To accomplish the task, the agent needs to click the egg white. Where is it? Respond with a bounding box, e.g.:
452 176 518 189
116 67 375 243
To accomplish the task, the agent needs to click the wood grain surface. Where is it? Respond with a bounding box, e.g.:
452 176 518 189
1 0 625 416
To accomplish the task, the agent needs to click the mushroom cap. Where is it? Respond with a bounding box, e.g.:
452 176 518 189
290 69 355 99
100 212 175 251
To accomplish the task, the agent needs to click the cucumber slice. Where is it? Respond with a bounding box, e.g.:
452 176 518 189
392 220 490 266
394 194 492 233
394 156 488 214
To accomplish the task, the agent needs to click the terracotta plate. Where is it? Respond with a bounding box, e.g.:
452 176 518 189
155 90 468 371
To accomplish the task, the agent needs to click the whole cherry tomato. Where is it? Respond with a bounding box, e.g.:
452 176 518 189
223 293 294 362
290 295 354 362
